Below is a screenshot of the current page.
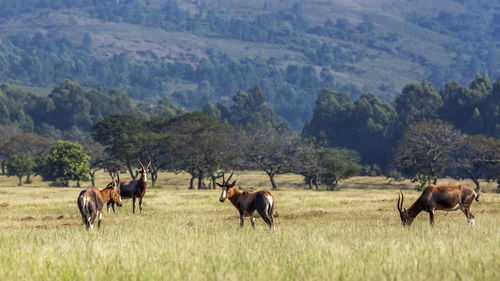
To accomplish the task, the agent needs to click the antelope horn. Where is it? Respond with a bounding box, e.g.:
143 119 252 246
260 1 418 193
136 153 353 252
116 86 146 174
147 160 152 169
138 158 145 170
227 170 234 182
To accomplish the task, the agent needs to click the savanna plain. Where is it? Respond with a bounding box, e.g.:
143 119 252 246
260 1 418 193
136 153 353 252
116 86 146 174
0 171 498 281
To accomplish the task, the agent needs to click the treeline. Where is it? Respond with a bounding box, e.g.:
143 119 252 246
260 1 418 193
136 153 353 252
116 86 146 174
303 75 500 168
1 76 500 192
0 80 183 138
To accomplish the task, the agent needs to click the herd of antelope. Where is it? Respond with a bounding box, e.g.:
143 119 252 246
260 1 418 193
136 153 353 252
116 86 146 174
77 161 479 230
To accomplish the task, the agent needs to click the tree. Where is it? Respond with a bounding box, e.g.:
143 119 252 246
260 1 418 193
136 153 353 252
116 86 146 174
37 140 90 187
292 139 321 190
164 112 233 189
238 126 297 189
93 114 146 179
393 120 466 189
223 85 283 129
393 81 442 128
318 148 361 190
456 135 500 193
6 154 34 185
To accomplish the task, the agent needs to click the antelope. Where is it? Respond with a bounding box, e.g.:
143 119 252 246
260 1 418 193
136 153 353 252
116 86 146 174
397 185 478 226
218 171 275 229
77 178 122 230
107 159 151 214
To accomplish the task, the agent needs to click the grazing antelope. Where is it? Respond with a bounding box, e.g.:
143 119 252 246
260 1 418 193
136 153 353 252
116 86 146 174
218 171 275 229
77 179 122 230
397 185 477 226
107 159 151 214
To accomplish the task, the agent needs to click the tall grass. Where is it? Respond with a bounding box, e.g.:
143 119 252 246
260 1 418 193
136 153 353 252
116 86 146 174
0 172 498 280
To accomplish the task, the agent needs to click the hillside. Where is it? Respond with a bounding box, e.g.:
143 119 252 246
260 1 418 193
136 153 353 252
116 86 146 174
1 0 499 129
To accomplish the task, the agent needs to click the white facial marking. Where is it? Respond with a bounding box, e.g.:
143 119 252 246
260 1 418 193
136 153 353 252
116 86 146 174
220 187 227 201
143 173 148 183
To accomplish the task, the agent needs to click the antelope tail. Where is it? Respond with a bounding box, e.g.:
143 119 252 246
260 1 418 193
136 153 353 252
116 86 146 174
79 195 90 220
268 197 275 219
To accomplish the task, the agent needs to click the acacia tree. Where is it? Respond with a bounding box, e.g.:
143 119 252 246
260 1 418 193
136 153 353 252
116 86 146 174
92 114 145 179
164 112 233 189
237 125 297 190
394 119 466 189
292 139 321 190
456 135 500 193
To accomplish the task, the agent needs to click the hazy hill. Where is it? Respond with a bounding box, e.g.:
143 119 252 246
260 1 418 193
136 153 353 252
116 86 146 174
1 0 499 129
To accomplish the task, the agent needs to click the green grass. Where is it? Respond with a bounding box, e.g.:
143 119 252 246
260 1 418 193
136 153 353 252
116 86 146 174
0 171 498 280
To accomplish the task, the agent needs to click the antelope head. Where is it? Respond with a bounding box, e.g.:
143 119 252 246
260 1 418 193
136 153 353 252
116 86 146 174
397 191 413 226
217 171 237 202
137 159 152 182
110 176 123 207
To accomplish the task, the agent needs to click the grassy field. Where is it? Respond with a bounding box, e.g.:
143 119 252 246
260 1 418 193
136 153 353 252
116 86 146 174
0 171 499 281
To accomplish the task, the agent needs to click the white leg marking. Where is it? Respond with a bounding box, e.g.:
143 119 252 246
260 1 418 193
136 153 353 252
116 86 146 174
98 213 102 221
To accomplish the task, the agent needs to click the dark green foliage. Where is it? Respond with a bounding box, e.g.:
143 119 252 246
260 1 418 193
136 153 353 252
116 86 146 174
219 85 284 130
318 148 361 190
393 81 442 127
37 140 90 187
92 114 146 179
162 112 233 189
6 154 34 185
303 89 397 166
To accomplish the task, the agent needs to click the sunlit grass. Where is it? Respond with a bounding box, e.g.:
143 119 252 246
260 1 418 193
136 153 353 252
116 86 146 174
0 172 498 280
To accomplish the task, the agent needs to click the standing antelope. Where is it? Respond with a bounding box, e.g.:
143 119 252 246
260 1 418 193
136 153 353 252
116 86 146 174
77 178 123 230
397 185 478 226
108 159 151 214
218 171 275 229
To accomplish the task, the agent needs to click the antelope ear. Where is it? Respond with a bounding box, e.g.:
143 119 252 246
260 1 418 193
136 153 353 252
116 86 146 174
231 180 236 186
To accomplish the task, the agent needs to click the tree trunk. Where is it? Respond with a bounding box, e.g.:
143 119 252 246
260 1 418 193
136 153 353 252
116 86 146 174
1 160 5 176
151 171 157 188
432 177 437 185
197 172 203 190
267 171 277 189
25 174 32 184
211 175 216 189
307 176 313 190
18 176 22 186
90 171 96 187
126 161 136 180
77 180 81 188
472 177 480 193
189 174 195 190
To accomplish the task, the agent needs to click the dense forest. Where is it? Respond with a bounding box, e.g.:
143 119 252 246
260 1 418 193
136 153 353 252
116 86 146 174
2 0 500 129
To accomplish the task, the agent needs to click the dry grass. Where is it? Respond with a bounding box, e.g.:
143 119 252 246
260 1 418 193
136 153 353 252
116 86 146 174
0 171 498 280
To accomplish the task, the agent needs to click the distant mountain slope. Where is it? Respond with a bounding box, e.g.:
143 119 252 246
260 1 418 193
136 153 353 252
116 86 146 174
1 0 499 129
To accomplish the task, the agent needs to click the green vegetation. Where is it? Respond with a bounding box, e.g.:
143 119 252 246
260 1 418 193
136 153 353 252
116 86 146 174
0 171 498 280
6 154 34 185
3 1 500 129
37 140 90 187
